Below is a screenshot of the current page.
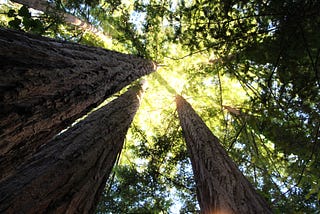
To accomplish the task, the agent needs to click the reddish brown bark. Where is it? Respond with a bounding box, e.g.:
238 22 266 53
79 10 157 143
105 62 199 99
0 85 143 213
0 28 155 181
176 95 272 214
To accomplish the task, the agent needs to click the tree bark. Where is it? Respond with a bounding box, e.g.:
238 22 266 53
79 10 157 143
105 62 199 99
175 95 272 214
0 85 143 213
10 0 110 40
0 28 155 181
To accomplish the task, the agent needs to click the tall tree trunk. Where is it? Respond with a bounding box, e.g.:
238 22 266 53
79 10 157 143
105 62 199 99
0 85 143 213
175 95 272 214
11 0 110 40
0 28 155 181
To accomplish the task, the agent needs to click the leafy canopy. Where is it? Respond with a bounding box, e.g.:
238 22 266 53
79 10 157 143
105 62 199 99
1 0 319 213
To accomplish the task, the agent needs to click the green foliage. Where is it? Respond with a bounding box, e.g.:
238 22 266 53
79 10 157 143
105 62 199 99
5 6 44 34
124 0 319 212
97 165 173 213
0 4 63 35
97 123 199 213
1 0 319 212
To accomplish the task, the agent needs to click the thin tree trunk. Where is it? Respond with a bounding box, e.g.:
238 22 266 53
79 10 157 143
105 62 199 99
11 0 109 39
0 28 155 181
175 95 272 214
0 85 143 213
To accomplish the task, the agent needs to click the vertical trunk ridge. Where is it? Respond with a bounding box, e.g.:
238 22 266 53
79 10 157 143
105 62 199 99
0 85 143 213
176 95 272 214
0 28 155 181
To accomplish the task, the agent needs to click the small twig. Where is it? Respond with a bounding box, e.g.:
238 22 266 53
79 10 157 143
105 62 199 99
299 24 320 87
228 121 246 151
272 123 319 204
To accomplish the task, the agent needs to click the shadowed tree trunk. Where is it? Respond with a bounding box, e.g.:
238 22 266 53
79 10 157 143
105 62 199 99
0 28 155 181
11 0 110 40
175 95 272 214
0 85 143 213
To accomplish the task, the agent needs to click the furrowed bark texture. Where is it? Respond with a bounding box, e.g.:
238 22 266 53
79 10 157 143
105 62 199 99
176 95 272 214
0 28 155 180
0 86 142 213
11 0 109 39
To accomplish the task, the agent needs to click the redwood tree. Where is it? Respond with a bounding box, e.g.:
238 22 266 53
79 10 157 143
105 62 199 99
0 28 155 180
0 85 143 213
176 95 272 214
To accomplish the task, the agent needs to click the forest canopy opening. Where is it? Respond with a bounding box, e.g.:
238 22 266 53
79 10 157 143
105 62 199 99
0 0 319 213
